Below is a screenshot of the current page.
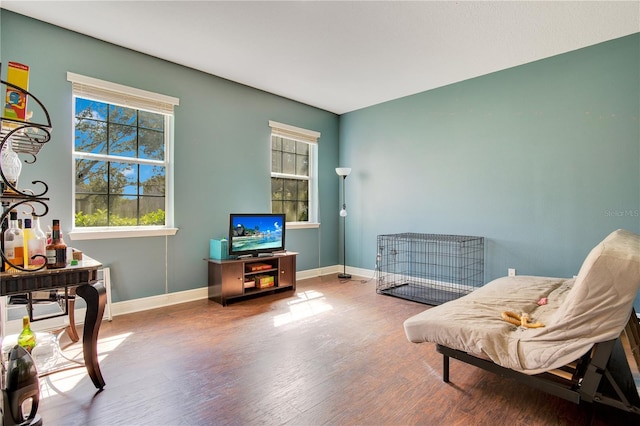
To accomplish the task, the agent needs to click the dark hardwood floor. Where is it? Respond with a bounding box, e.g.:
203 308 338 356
36 274 636 425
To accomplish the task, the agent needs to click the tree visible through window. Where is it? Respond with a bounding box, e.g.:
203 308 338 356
271 136 310 221
74 98 167 227
269 121 320 224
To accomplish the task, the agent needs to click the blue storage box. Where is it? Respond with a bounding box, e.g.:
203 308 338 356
209 239 229 260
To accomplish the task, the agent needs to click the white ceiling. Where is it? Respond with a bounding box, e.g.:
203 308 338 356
2 1 639 114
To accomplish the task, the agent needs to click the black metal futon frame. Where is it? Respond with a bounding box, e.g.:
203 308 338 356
436 310 640 416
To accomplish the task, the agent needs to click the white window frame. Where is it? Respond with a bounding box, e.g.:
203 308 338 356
269 121 320 229
66 72 179 240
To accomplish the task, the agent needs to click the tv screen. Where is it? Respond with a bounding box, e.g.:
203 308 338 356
228 213 286 257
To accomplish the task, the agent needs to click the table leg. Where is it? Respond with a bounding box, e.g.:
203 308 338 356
66 287 79 342
75 282 106 389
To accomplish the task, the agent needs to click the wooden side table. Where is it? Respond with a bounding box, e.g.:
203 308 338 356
0 256 106 389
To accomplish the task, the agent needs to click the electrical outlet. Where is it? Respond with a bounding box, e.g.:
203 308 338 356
508 268 516 277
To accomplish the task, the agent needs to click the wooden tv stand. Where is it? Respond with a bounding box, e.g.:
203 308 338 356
207 251 297 306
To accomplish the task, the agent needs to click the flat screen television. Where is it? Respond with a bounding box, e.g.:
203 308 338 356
228 213 286 257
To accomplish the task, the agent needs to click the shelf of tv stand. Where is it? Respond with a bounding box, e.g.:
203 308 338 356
206 251 297 306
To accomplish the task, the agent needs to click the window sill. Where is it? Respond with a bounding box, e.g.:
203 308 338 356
68 227 179 241
286 222 320 230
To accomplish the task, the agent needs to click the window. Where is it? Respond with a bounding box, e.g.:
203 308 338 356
67 73 179 239
269 121 320 225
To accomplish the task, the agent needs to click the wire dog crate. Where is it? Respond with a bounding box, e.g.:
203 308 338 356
376 233 484 305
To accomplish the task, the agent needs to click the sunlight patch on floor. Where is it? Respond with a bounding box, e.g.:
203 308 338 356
273 290 333 327
40 364 93 396
36 332 132 399
95 332 132 352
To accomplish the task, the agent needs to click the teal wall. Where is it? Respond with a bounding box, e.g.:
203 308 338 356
340 34 640 305
3 10 639 309
1 11 341 302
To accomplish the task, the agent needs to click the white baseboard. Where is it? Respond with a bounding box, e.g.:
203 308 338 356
109 265 372 317
298 265 344 279
110 287 208 317
7 266 371 322
345 266 376 280
3 266 379 332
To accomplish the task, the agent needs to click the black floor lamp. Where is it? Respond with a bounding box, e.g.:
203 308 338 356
336 167 352 279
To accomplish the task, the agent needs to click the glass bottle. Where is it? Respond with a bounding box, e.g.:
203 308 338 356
22 218 33 268
46 219 67 269
27 214 47 267
17 315 36 353
1 215 7 272
3 210 24 267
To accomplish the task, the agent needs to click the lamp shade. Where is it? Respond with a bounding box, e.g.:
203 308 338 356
335 167 351 177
